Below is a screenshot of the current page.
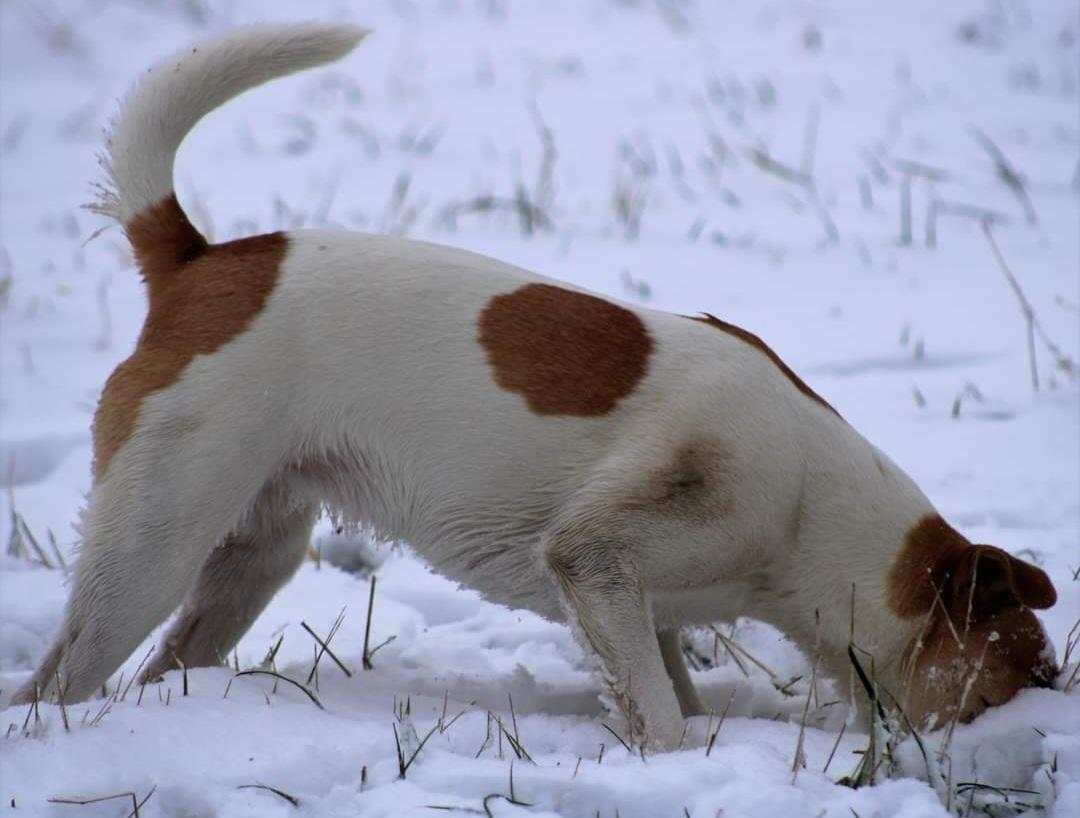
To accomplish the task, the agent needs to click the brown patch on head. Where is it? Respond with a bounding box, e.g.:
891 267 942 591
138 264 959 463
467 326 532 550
888 515 970 618
688 314 839 417
92 196 287 479
478 283 653 416
890 515 1058 726
888 515 1057 620
901 602 1056 727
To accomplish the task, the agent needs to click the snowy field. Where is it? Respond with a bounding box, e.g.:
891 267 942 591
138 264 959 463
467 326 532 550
1 0 1078 815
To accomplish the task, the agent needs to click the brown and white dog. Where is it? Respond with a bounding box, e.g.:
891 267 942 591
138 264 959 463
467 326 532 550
13 23 1058 748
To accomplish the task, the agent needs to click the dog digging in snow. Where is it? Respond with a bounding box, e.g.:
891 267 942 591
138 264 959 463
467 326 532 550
13 23 1059 749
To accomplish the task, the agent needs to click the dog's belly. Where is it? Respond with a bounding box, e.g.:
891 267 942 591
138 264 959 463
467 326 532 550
651 581 760 628
413 530 566 622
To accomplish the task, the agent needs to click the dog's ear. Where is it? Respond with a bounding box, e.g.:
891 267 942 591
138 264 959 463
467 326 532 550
948 545 1057 620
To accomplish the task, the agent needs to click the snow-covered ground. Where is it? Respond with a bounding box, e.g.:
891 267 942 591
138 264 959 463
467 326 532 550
1 1 1077 815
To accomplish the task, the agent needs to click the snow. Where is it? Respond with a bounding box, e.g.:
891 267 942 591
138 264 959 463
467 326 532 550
0 0 1077 816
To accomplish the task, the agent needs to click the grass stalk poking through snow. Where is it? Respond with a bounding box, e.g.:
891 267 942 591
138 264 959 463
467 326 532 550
236 783 299 807
303 606 350 682
48 786 156 818
982 220 1077 390
363 576 398 669
1060 616 1080 694
393 719 440 779
233 670 324 710
792 612 822 780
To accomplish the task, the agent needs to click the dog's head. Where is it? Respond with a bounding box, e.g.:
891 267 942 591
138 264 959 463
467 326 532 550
889 517 1057 728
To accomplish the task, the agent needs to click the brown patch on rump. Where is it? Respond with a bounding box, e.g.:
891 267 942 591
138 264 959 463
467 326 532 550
126 194 209 290
92 195 287 479
478 283 653 416
689 314 839 417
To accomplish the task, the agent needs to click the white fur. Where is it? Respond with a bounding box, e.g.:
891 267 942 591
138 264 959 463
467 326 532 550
90 22 367 223
17 23 948 749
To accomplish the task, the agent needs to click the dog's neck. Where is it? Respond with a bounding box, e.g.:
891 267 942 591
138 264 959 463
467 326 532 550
768 417 938 695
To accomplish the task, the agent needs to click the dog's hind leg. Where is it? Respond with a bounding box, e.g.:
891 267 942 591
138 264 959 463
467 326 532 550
141 482 316 682
657 628 707 717
11 411 285 705
544 514 686 750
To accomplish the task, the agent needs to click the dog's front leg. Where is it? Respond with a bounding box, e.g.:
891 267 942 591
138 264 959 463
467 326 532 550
657 628 708 717
544 525 685 750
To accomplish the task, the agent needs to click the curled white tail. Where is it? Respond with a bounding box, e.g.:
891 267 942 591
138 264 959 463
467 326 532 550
91 22 368 225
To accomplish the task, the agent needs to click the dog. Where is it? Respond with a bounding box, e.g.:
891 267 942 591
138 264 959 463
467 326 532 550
12 23 1058 749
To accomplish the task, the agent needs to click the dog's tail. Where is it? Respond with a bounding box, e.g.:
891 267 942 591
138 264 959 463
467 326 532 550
89 22 367 284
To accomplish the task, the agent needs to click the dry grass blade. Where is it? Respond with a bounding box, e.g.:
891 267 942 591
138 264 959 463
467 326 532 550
474 711 495 759
742 146 808 186
233 670 324 710
45 529 68 573
21 684 41 734
705 690 737 757
823 721 847 774
17 514 53 568
710 626 749 677
528 101 557 222
261 634 284 669
125 786 157 818
439 194 552 236
1061 617 1080 693
120 647 155 702
48 786 156 818
498 718 535 763
5 462 24 561
968 126 1036 224
507 694 523 750
174 654 188 697
394 720 441 778
55 671 69 732
713 628 779 680
1062 659 1080 695
601 722 632 753
890 157 950 182
792 614 822 780
237 783 300 807
362 576 378 670
983 221 1077 389
847 645 886 723
1062 616 1080 664
840 644 893 789
442 700 475 734
482 791 532 817
302 610 351 682
89 684 120 727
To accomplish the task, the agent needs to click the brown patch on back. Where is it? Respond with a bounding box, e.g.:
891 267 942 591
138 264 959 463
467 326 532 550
478 283 653 416
689 313 839 417
92 196 288 480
